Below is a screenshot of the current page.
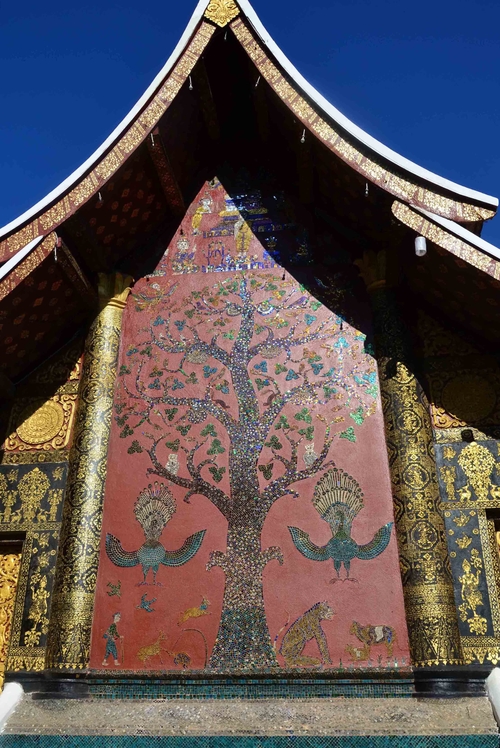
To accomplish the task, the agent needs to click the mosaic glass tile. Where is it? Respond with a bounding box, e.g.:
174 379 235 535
1 736 498 747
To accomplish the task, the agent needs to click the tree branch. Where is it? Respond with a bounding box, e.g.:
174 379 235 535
260 428 335 508
147 440 231 516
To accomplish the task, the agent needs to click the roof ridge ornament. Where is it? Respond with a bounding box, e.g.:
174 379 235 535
204 0 240 27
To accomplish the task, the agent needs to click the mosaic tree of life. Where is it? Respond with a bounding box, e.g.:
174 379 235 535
115 271 378 669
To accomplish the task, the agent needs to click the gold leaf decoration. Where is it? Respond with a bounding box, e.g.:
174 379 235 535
204 0 240 27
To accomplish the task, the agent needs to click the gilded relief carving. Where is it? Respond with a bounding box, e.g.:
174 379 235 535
0 550 22 689
204 0 240 27
5 395 77 452
438 441 500 509
458 549 487 635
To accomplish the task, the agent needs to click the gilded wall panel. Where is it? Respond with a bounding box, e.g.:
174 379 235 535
436 440 500 664
0 463 68 673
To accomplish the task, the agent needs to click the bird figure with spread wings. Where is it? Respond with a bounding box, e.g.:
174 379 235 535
288 468 392 582
106 482 205 585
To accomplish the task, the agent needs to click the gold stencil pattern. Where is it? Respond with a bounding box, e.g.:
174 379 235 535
0 551 22 690
46 274 131 670
363 272 462 666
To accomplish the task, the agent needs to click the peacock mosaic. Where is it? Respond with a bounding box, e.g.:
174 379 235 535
90 177 409 673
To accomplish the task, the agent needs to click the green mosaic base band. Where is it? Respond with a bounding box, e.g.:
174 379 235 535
88 677 414 699
1 736 497 747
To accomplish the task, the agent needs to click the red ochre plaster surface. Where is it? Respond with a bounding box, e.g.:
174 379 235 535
90 178 410 673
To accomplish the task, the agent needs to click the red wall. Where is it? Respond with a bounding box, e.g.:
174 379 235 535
90 178 409 672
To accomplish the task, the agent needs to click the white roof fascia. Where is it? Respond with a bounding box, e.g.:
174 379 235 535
0 236 43 281
238 0 498 209
0 0 209 241
415 206 500 262
0 0 497 245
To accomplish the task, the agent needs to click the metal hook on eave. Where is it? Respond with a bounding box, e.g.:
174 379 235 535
300 129 306 144
189 75 193 91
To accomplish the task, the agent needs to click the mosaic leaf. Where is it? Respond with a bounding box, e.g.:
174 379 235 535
201 424 217 437
295 408 312 424
265 435 282 450
165 439 180 451
209 465 226 483
339 427 356 442
207 438 225 455
258 463 274 480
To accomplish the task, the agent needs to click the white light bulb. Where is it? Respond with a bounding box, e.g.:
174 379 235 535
415 236 427 257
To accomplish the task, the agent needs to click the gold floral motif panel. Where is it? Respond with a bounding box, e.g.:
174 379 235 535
0 546 22 689
4 395 77 453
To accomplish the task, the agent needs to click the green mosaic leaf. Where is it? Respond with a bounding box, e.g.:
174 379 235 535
119 365 131 376
176 425 192 436
275 363 287 375
165 408 178 421
349 407 365 426
339 427 356 442
207 438 225 455
165 439 180 451
265 435 282 450
120 425 133 438
275 415 290 431
127 440 143 454
258 462 274 480
298 426 314 441
294 408 312 424
209 465 226 483
310 300 321 311
201 424 217 437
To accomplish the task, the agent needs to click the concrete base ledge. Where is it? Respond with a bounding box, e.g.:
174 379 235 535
3 696 498 737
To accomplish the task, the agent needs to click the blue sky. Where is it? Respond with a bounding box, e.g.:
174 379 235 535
1 0 499 245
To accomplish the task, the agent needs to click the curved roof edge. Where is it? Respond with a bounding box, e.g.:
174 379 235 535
392 200 500 281
0 0 209 241
240 0 498 210
0 0 497 249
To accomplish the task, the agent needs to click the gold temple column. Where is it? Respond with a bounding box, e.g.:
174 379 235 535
46 273 132 670
357 251 461 666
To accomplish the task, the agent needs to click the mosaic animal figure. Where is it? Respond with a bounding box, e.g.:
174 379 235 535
106 482 206 585
106 581 121 597
178 597 210 625
288 468 392 581
136 593 157 613
347 621 396 660
137 630 166 665
278 602 334 667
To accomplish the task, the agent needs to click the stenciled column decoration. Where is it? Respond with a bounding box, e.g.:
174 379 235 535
46 273 132 670
356 250 461 666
